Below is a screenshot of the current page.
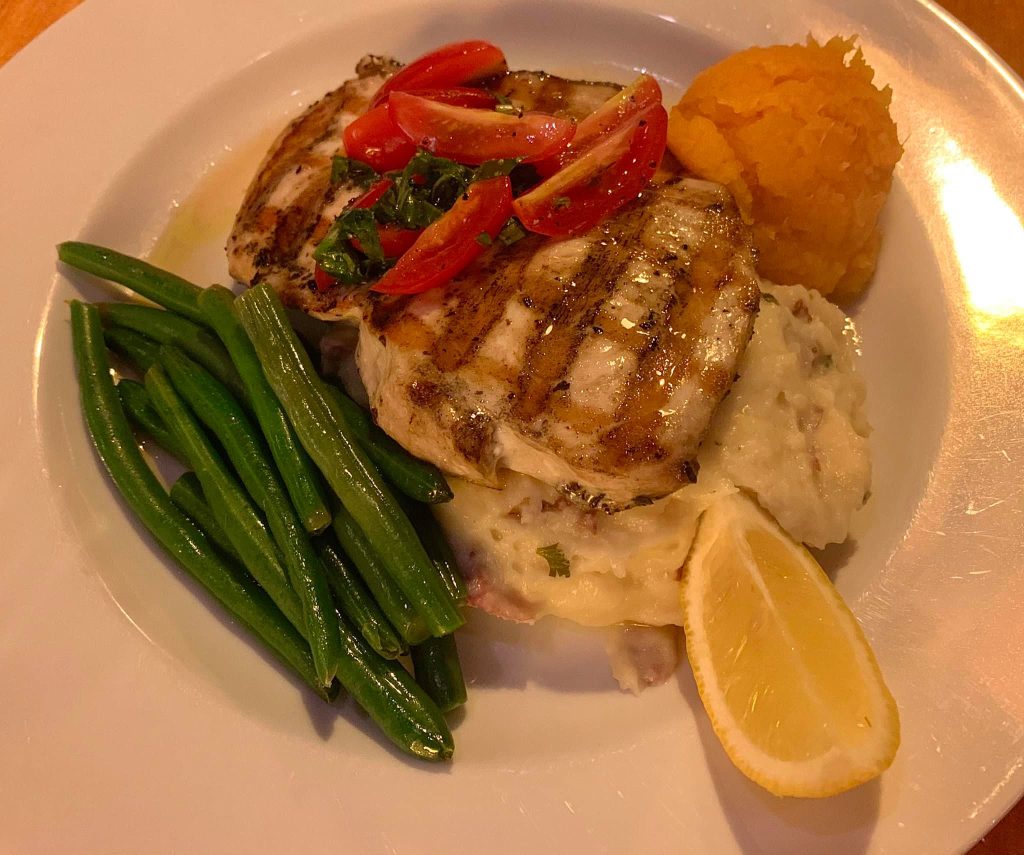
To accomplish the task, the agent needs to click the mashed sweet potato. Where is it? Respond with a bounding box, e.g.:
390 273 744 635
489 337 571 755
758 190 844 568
667 36 902 300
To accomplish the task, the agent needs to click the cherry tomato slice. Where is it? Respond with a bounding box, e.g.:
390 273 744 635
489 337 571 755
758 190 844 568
344 88 501 173
534 74 663 176
314 264 339 293
343 104 417 173
372 177 513 294
351 225 422 258
512 104 668 238
377 225 423 256
350 177 393 208
388 92 575 165
403 87 498 109
370 40 507 108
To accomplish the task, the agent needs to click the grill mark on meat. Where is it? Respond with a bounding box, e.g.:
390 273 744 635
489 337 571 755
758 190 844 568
511 203 654 423
367 292 412 330
597 288 679 468
546 395 610 435
237 85 361 235
590 195 759 472
273 180 330 260
368 299 434 352
429 246 537 372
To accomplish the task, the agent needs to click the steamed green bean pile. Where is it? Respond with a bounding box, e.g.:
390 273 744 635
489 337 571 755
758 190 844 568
60 241 468 762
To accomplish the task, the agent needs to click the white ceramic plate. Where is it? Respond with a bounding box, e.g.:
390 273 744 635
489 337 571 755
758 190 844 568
2 1 1023 852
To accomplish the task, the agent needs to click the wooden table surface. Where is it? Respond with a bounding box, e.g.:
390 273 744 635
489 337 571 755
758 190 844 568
2 0 1022 852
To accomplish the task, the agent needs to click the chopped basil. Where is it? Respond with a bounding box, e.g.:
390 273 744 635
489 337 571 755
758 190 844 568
552 196 571 210
491 91 523 117
760 291 779 305
313 209 391 282
317 151 532 289
475 232 493 246
390 151 470 228
497 217 528 246
474 157 523 181
537 544 570 578
389 152 523 222
330 156 379 189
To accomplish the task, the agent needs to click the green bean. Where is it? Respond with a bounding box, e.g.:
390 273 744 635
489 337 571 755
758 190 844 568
144 364 307 642
335 612 454 761
236 284 463 637
68 301 331 701
197 285 330 534
318 539 405 659
58 241 204 323
157 345 340 686
117 379 189 463
104 326 161 374
411 634 467 713
400 497 467 605
98 302 247 403
326 385 453 504
331 504 430 646
169 472 239 561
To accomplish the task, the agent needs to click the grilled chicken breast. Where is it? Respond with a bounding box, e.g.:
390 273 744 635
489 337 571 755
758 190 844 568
228 58 760 508
353 177 759 508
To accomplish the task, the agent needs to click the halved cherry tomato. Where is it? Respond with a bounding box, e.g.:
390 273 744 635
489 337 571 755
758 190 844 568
372 177 512 294
344 89 499 173
403 87 498 109
512 104 668 238
388 92 575 165
350 177 394 209
370 40 507 108
314 264 339 292
343 104 417 172
534 74 663 176
351 224 422 258
377 225 422 256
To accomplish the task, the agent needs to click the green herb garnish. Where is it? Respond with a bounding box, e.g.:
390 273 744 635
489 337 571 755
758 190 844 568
552 196 571 210
330 156 380 189
537 544 570 578
491 91 523 117
316 151 533 288
497 218 528 247
475 232 493 247
474 157 523 181
313 209 391 282
760 291 779 305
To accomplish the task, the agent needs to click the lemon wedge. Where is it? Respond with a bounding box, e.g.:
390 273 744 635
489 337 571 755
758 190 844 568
680 491 899 798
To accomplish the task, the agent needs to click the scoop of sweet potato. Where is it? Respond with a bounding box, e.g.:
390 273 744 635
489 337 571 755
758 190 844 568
668 36 902 301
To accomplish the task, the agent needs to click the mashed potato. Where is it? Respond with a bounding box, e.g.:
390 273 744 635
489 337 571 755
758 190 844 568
435 283 870 628
698 283 871 548
666 37 903 300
